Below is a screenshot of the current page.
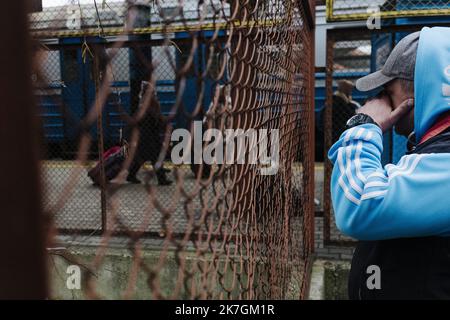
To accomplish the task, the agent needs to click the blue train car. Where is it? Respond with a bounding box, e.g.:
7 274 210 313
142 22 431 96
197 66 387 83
38 31 226 158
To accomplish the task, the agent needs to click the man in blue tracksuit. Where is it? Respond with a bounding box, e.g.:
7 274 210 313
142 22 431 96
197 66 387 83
328 27 450 299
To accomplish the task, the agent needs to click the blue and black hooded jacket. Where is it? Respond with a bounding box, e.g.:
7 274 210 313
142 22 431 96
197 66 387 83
328 27 450 299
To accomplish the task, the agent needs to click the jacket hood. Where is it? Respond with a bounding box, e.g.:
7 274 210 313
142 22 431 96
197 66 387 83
414 27 450 141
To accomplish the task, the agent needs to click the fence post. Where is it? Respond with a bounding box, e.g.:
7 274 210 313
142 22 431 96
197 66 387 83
29 0 42 13
307 10 316 257
0 1 47 299
323 32 334 245
92 43 108 233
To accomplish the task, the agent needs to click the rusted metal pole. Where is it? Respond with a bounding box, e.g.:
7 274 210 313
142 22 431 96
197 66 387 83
299 0 316 299
323 32 334 245
29 0 42 13
92 44 108 233
0 1 48 299
306 3 316 256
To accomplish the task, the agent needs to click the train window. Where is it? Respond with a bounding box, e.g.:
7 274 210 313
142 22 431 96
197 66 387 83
107 48 130 83
44 50 62 85
160 6 183 19
62 49 79 82
153 46 176 81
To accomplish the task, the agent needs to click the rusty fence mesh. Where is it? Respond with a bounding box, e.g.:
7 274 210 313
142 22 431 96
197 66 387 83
326 0 450 22
322 24 449 245
30 0 315 299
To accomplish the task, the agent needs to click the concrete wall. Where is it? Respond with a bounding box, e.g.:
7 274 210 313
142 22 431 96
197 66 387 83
50 247 244 299
49 245 303 300
308 260 351 300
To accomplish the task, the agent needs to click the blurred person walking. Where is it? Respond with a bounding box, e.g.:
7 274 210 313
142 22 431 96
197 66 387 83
127 81 172 186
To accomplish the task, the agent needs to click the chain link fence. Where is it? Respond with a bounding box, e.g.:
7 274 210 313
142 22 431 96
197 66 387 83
326 0 450 22
29 0 315 299
322 24 450 245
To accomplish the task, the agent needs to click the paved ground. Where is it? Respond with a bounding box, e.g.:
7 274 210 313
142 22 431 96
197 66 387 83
44 162 221 235
43 161 325 235
45 161 355 260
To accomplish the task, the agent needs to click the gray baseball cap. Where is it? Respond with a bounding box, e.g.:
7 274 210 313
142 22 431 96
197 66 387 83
355 31 420 92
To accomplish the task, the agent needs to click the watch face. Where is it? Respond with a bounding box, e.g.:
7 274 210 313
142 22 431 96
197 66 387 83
346 114 372 128
346 114 359 126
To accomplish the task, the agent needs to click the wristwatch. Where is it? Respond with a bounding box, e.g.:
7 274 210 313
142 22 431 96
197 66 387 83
345 113 378 129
